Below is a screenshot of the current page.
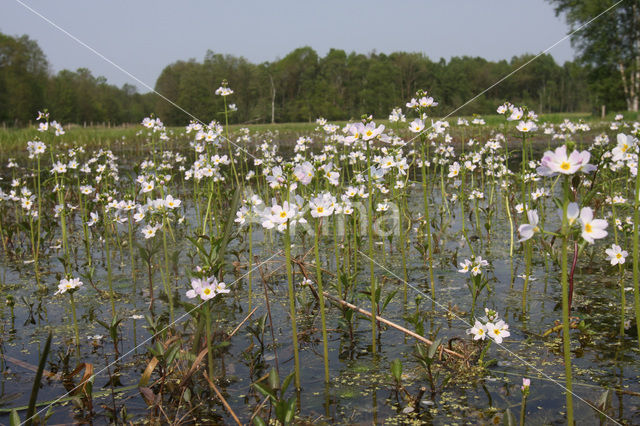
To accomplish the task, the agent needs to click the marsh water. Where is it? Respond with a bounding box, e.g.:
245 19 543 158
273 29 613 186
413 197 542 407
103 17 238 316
0 142 639 425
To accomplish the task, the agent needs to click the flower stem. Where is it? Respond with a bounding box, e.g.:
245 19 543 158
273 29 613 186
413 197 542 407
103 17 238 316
315 219 330 383
70 292 80 358
632 158 640 349
366 139 377 354
420 141 435 300
284 223 301 389
560 176 574 424
204 303 214 380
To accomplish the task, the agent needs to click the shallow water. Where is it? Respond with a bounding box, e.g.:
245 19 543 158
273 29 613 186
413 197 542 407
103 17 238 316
0 148 639 425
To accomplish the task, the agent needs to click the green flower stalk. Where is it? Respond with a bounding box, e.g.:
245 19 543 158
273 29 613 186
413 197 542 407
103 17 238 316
560 176 574 424
55 276 83 357
314 218 330 383
366 136 377 353
633 158 640 349
283 222 301 389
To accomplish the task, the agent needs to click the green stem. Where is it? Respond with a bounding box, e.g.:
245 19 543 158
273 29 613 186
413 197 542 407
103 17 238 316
366 140 377 353
634 165 640 349
315 219 330 383
161 215 174 324
284 223 301 389
420 141 435 300
560 176 574 424
204 304 214 379
103 209 116 317
248 222 253 311
70 292 80 358
519 394 527 426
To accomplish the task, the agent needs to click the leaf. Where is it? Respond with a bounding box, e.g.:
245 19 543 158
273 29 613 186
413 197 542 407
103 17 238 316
284 396 297 424
217 186 242 262
390 359 402 383
138 387 156 406
252 416 268 426
139 357 159 387
25 331 52 426
268 368 280 391
427 337 442 360
252 382 276 402
281 371 295 394
186 236 210 263
67 363 94 398
381 289 398 313
164 344 180 366
96 319 110 331
502 408 517 426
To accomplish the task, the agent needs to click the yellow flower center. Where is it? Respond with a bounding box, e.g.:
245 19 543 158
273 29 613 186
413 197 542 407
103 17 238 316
622 144 629 152
560 161 571 171
203 288 211 295
317 207 324 213
279 211 287 218
617 253 622 259
585 223 592 233
365 130 373 137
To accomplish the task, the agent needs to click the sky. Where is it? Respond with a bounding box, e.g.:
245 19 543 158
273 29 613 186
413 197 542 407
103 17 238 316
1 0 575 93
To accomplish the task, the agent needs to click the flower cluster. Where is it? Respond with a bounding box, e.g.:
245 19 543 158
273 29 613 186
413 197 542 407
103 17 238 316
458 256 489 276
467 310 510 344
536 145 595 177
55 277 83 295
185 276 229 301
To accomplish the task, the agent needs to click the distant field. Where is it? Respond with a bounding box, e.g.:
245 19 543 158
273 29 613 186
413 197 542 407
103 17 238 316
0 111 635 157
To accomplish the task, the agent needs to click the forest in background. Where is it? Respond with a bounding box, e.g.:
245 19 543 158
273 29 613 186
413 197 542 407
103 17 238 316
0 31 627 126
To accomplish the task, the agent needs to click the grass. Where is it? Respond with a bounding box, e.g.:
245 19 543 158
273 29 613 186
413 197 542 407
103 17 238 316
1 111 636 159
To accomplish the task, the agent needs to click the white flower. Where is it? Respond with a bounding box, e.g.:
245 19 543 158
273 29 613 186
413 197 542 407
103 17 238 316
467 320 487 341
458 259 472 274
309 193 335 218
486 320 510 344
293 161 314 185
516 120 537 133
186 276 227 301
518 210 539 242
579 207 608 244
408 119 425 133
164 195 181 209
605 244 628 266
141 224 161 239
55 277 83 295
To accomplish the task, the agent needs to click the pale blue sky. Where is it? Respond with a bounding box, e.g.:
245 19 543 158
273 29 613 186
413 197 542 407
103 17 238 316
2 0 574 93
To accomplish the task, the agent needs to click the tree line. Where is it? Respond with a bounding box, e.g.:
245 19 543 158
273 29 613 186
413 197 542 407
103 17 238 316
0 30 628 127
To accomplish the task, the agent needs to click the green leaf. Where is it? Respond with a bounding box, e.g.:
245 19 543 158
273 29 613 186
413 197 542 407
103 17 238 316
381 289 398 312
252 382 276 402
427 337 442 360
26 331 52 426
252 416 268 426
268 368 280 391
281 371 295 394
164 343 180 366
502 408 517 426
390 359 402 383
284 396 297 424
